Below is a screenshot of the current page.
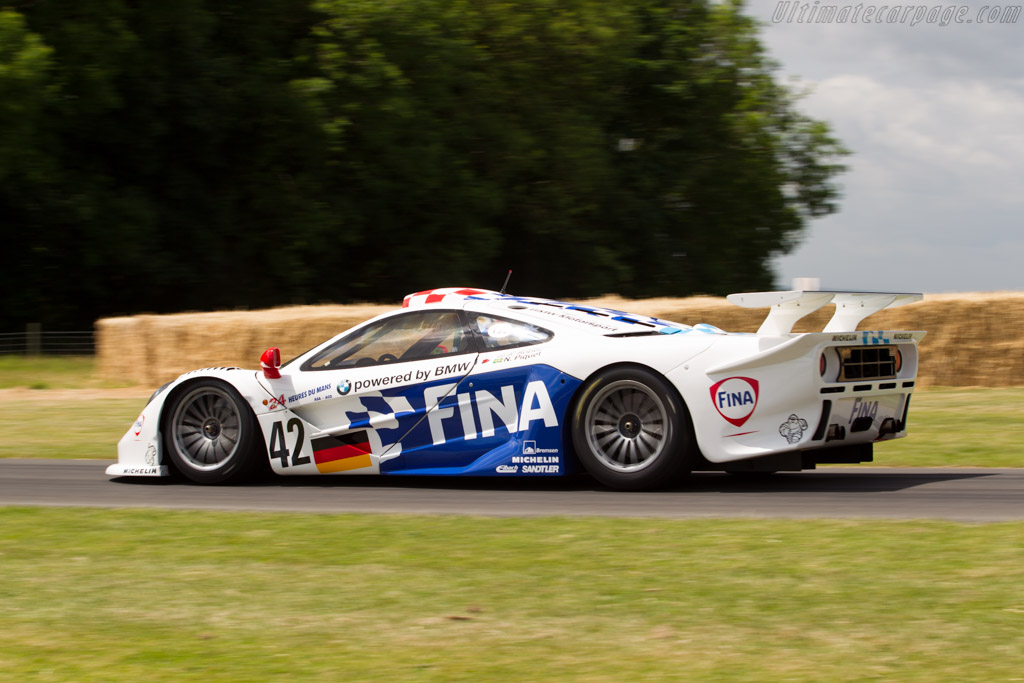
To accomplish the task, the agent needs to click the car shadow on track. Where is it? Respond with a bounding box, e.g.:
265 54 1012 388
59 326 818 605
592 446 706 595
112 468 998 495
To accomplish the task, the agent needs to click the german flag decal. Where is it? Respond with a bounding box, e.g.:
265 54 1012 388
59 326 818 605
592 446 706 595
312 432 372 473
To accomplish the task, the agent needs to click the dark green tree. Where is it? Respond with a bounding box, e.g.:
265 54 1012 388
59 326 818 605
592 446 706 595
1 9 61 326
309 0 847 300
606 0 848 296
3 0 332 329
3 0 847 331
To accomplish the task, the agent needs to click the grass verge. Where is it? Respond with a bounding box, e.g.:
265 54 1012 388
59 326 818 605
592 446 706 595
0 398 146 459
1 508 1022 681
0 355 131 390
881 388 1024 468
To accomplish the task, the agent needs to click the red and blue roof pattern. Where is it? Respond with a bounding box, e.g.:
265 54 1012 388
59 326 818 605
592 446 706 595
401 287 726 336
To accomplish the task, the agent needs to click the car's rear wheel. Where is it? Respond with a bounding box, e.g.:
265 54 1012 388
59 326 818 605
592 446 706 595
163 380 263 484
571 367 693 490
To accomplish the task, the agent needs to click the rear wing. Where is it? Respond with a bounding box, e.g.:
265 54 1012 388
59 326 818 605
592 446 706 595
727 291 923 335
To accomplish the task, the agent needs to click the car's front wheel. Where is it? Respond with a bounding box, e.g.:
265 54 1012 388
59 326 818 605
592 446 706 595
571 366 693 490
162 380 264 484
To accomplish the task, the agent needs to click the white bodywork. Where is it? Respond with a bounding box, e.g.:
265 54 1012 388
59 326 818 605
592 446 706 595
108 367 273 477
108 288 924 478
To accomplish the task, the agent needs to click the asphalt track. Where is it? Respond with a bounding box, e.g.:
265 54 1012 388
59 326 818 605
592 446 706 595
2 459 1023 522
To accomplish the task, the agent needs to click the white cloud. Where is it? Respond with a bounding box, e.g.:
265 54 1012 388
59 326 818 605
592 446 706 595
802 75 1024 203
743 0 1024 292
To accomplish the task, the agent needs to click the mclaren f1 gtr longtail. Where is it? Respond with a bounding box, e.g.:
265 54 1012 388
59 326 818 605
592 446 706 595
107 287 924 490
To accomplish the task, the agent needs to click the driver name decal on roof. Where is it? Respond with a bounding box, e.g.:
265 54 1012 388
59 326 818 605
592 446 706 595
527 306 618 331
489 296 706 335
480 348 542 365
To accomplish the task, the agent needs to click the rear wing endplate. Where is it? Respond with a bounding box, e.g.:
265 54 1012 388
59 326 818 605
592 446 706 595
727 291 923 335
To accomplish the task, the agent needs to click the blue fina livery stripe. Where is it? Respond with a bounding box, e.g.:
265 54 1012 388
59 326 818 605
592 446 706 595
335 364 581 476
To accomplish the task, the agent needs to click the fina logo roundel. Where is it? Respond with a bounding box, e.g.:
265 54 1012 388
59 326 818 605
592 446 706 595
709 377 760 428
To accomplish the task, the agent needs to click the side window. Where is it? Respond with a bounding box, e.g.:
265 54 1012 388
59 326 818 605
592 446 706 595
470 314 552 351
303 311 474 370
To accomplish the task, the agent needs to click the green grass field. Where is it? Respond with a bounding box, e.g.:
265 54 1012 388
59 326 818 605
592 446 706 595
2 359 1022 680
0 397 146 459
883 388 1024 468
0 355 131 390
2 508 1023 682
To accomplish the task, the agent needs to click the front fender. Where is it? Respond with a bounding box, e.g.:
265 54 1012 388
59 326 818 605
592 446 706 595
106 367 275 478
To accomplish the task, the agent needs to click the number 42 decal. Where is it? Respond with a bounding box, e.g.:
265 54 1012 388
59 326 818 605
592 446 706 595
269 418 308 467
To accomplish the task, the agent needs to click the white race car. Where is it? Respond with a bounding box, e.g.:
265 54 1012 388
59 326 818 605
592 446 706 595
108 287 924 490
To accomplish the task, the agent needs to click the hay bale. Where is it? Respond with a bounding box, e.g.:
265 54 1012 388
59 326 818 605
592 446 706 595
96 304 392 386
95 293 1024 387
868 292 1024 387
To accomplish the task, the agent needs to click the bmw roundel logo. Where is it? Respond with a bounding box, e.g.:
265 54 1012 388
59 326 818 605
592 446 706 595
337 379 351 396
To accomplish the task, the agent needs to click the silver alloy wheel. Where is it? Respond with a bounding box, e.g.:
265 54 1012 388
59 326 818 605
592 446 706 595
583 379 670 473
169 386 243 471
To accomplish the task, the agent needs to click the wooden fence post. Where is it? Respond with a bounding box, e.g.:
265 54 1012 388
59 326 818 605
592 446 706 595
26 323 41 356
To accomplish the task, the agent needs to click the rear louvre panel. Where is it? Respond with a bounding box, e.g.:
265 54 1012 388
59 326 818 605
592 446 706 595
838 346 898 381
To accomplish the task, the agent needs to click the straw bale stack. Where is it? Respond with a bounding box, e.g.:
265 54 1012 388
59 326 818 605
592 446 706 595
96 304 391 386
96 292 1024 387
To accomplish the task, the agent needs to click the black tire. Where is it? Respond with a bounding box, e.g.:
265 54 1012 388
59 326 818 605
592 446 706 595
162 379 264 484
571 366 694 491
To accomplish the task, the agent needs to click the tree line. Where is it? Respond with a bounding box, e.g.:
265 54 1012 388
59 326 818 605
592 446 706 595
1 0 847 331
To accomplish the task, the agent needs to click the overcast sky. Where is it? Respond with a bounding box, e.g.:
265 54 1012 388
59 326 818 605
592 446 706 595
744 0 1023 293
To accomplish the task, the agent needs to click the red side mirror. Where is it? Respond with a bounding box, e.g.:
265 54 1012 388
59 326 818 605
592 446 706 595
260 347 282 379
